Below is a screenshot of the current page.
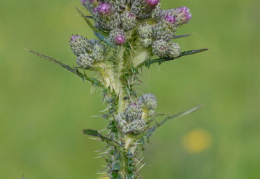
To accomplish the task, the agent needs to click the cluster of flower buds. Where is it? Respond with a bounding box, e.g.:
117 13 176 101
73 0 192 67
116 93 157 134
70 35 106 68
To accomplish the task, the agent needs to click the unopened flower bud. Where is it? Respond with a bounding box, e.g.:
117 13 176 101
109 29 127 45
152 40 169 57
131 0 161 19
139 38 152 48
77 53 95 68
120 11 137 31
106 0 128 12
167 42 181 58
98 3 111 15
92 4 120 31
137 23 153 39
152 14 177 41
151 2 161 17
125 102 143 122
122 119 146 134
70 35 92 56
89 39 106 61
139 93 157 110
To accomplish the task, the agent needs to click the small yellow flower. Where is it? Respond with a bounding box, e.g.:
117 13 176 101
182 129 212 153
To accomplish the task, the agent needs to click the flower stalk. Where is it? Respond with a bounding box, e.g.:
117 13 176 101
29 0 207 178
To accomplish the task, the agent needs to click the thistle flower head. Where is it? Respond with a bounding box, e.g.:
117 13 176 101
131 0 161 19
89 39 106 61
161 7 192 26
122 119 146 134
139 38 152 48
109 29 127 45
175 7 192 24
97 3 112 15
165 14 176 24
70 35 92 56
139 93 157 110
137 23 153 39
152 39 169 57
77 53 95 68
145 0 160 7
152 14 177 41
120 11 137 31
168 42 181 58
125 102 143 122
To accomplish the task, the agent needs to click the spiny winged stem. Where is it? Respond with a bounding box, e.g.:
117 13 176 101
29 0 207 178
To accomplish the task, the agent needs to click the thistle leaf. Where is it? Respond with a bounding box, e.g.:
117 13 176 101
144 48 209 68
174 33 193 39
145 105 202 142
27 49 104 87
27 49 85 79
83 129 99 136
83 129 121 148
157 105 202 127
76 7 99 32
85 15 93 19
94 31 112 46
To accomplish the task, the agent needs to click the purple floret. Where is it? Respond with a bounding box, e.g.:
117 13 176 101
145 0 159 7
115 35 126 45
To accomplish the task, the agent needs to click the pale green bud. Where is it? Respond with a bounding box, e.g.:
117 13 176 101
152 39 169 57
120 11 137 31
125 102 143 122
70 35 92 56
137 23 153 39
89 39 106 61
109 28 127 45
92 4 121 31
139 93 157 110
152 22 176 41
131 0 160 19
76 53 95 69
122 119 146 134
139 38 152 48
168 42 181 58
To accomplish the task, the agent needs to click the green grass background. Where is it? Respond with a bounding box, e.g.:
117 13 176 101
0 0 260 178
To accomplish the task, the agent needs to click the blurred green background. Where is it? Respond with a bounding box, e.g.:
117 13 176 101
1 0 260 178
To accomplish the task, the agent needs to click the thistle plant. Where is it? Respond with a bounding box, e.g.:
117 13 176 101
29 0 207 178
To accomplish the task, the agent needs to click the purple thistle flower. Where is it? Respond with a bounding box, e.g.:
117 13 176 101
109 29 127 45
98 3 111 15
145 0 160 7
174 7 192 24
178 7 192 21
165 14 176 24
93 7 99 13
71 35 78 42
